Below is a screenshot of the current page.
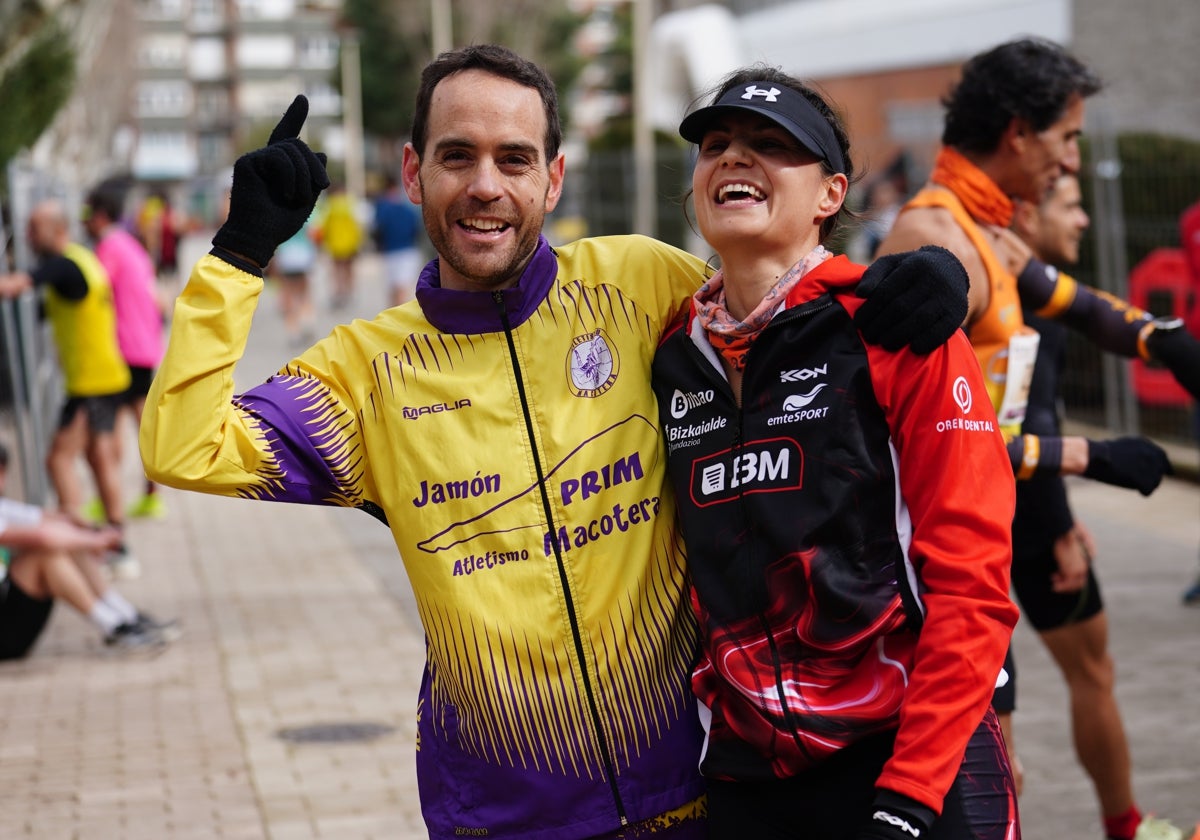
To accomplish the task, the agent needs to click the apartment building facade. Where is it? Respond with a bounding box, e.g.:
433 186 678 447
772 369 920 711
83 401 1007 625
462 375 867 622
132 0 343 186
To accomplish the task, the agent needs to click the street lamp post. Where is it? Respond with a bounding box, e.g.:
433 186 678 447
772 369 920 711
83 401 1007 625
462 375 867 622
340 27 366 201
632 0 656 238
431 0 452 56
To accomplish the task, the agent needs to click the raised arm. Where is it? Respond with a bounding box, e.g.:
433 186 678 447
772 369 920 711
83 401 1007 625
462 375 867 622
139 97 371 508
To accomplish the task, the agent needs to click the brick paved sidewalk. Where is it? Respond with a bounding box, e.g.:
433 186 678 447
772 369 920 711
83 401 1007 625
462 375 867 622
1011 475 1200 839
0 487 426 840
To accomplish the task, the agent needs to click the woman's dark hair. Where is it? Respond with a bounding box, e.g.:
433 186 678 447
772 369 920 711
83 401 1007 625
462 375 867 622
410 44 562 163
942 37 1102 154
687 65 858 244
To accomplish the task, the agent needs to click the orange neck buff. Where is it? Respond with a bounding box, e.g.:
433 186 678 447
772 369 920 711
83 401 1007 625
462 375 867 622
929 147 1014 227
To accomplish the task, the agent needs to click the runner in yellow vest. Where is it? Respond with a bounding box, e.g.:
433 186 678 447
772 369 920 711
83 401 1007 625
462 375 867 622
0 201 138 579
314 183 364 309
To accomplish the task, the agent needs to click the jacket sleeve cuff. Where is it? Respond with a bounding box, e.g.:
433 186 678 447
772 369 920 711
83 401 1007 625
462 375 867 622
210 246 265 278
872 788 937 833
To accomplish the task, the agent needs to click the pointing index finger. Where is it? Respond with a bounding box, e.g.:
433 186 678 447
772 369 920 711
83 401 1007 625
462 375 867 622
268 95 309 145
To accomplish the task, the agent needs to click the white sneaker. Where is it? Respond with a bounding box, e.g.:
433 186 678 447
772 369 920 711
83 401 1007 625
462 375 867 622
107 548 142 581
134 612 182 643
105 622 168 652
1133 816 1187 840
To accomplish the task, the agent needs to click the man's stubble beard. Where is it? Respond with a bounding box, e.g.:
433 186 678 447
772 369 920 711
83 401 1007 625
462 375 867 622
418 179 545 292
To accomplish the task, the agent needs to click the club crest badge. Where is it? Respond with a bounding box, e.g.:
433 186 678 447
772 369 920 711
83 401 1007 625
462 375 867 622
567 329 619 398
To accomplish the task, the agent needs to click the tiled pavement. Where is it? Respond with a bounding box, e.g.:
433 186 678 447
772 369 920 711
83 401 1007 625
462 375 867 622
0 486 427 839
1 249 1197 839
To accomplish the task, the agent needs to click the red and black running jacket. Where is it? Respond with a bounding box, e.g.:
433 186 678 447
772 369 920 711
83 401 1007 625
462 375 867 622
651 255 1018 814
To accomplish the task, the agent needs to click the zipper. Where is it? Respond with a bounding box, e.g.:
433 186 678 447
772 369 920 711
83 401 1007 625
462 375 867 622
492 291 628 826
697 294 837 756
760 614 810 755
755 296 836 752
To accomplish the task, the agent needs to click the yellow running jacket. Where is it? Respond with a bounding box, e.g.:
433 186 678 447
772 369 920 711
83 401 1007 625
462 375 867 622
140 235 707 840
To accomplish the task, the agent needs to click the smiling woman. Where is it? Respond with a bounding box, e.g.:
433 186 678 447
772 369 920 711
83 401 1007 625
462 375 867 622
651 67 1022 840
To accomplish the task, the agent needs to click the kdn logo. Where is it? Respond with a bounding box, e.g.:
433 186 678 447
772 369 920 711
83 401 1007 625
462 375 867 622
742 85 780 102
780 363 827 383
670 388 715 420
952 376 973 414
872 810 922 838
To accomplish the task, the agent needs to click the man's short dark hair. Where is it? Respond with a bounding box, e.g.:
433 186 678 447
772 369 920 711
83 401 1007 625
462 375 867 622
410 44 562 163
0 441 9 470
85 185 124 223
941 37 1102 154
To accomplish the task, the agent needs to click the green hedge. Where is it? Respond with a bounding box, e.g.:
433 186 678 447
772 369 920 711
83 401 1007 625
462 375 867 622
0 18 76 181
1063 133 1200 439
1076 132 1200 287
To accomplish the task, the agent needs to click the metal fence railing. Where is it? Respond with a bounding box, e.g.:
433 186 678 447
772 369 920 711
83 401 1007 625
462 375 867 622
1066 124 1200 449
1 159 73 505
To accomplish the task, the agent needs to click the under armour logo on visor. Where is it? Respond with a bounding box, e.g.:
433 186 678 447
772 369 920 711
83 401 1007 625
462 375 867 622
741 85 780 102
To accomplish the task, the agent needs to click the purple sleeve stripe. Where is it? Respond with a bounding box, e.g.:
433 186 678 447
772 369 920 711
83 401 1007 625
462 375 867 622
232 375 364 507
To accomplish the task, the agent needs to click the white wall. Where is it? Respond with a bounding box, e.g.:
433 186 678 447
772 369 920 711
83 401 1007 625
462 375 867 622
737 0 1070 79
190 37 227 80
235 35 295 69
648 0 1071 131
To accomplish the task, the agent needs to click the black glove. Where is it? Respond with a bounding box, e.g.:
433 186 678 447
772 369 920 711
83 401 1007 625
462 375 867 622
1145 318 1200 401
212 95 330 268
1084 436 1172 496
854 245 969 355
855 790 936 840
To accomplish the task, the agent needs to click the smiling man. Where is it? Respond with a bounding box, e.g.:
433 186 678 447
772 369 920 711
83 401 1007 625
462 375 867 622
404 67 562 291
143 48 707 840
878 38 1101 428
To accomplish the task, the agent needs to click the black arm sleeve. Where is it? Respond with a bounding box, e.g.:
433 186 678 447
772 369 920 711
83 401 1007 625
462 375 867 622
1006 433 1064 479
30 255 88 301
1014 472 1075 545
1016 260 1150 358
1145 322 1200 401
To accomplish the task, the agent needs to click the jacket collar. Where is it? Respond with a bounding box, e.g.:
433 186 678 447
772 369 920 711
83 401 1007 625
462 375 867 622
686 253 863 326
781 253 864 306
415 236 558 334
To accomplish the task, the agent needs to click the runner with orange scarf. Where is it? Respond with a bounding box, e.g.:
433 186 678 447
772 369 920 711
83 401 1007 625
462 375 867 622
876 37 1200 840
